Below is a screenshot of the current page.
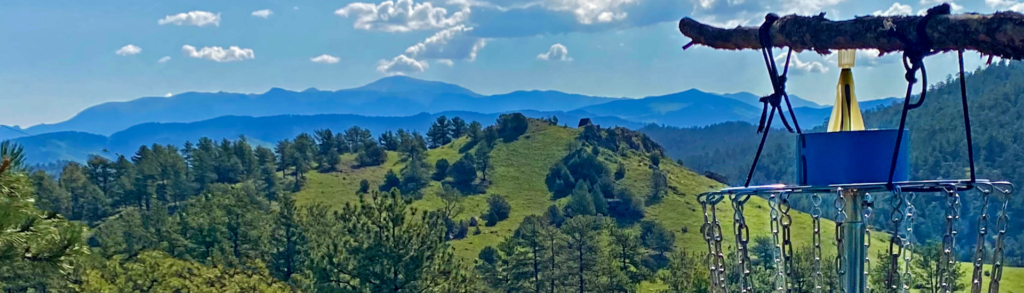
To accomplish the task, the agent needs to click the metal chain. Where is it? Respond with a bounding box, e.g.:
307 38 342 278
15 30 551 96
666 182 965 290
901 192 917 293
780 192 795 293
770 193 785 292
835 187 848 293
699 194 720 293
863 193 874 293
988 185 1011 293
886 188 905 291
940 187 961 293
811 193 824 293
732 194 754 293
970 185 992 293
710 197 727 293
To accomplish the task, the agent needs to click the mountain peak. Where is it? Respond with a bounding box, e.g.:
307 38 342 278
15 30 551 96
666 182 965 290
354 76 480 97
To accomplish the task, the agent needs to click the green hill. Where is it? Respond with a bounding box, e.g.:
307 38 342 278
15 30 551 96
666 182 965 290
292 118 1019 292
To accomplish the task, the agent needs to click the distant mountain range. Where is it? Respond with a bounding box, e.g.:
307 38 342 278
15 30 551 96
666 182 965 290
13 111 641 164
3 75 898 164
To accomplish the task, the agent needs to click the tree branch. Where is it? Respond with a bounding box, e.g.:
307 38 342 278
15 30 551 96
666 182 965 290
678 11 1024 60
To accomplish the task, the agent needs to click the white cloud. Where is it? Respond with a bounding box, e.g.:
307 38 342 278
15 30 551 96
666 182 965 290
377 55 430 75
437 59 455 66
404 25 486 61
336 0 470 32
686 0 848 30
252 9 273 18
115 44 142 56
165 93 173 97
157 56 171 63
777 53 827 74
872 2 912 16
158 11 221 27
537 43 572 61
181 45 255 62
546 0 636 24
987 0 1024 12
311 54 341 64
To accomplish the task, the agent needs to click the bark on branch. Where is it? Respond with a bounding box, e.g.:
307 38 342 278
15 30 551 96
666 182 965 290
678 10 1024 60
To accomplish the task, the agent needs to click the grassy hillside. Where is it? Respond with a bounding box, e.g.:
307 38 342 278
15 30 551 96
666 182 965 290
293 120 1021 292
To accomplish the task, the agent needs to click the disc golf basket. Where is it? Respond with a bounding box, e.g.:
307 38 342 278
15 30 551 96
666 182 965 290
679 3 1023 293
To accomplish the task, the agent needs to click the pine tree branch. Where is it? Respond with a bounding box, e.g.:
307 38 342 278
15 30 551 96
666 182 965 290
678 11 1024 60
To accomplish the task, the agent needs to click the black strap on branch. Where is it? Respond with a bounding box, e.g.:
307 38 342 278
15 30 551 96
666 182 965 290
886 4 972 189
744 13 802 187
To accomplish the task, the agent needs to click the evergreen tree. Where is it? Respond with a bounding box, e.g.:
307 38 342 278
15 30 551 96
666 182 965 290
358 179 371 194
660 248 710 293
564 181 596 218
433 159 450 181
272 193 304 282
60 162 107 222
639 220 675 256
562 216 604 293
380 170 402 192
450 153 477 189
379 130 400 151
314 129 337 171
86 155 115 196
291 133 317 183
30 171 71 216
427 115 453 148
483 194 511 226
255 146 280 200
608 228 649 292
475 143 492 181
495 113 529 142
357 141 388 167
303 189 473 292
649 169 668 205
544 204 566 227
614 162 626 180
450 117 468 139
274 139 293 177
344 126 373 153
0 155 89 291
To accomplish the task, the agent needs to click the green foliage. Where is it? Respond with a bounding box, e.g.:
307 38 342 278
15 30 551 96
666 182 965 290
358 179 370 194
356 141 388 167
565 180 596 218
614 162 626 180
450 153 477 190
0 168 89 291
495 113 529 143
433 158 450 181
639 220 675 255
380 169 401 192
302 189 475 292
659 248 709 293
483 194 511 227
427 115 453 148
474 142 492 181
379 130 400 151
0 140 26 173
450 117 468 139
544 205 566 227
77 250 290 292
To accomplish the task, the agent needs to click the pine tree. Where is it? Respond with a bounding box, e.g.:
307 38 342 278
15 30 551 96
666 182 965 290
427 116 453 148
379 130 400 151
450 117 468 139
272 193 304 282
564 181 596 218
475 143 492 181
303 189 472 292
608 228 649 292
562 216 604 293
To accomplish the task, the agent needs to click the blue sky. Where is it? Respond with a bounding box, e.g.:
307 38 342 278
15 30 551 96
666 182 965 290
0 0 1018 127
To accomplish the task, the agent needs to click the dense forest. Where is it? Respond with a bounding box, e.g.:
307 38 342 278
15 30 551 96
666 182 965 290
641 60 1024 266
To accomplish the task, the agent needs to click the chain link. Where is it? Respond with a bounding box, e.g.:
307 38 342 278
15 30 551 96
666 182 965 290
939 187 961 293
811 193 824 293
887 188 905 291
711 198 727 293
901 192 916 293
780 192 794 293
864 192 874 293
970 185 992 293
732 194 753 293
835 187 848 293
699 194 720 293
770 193 785 292
988 185 1011 293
